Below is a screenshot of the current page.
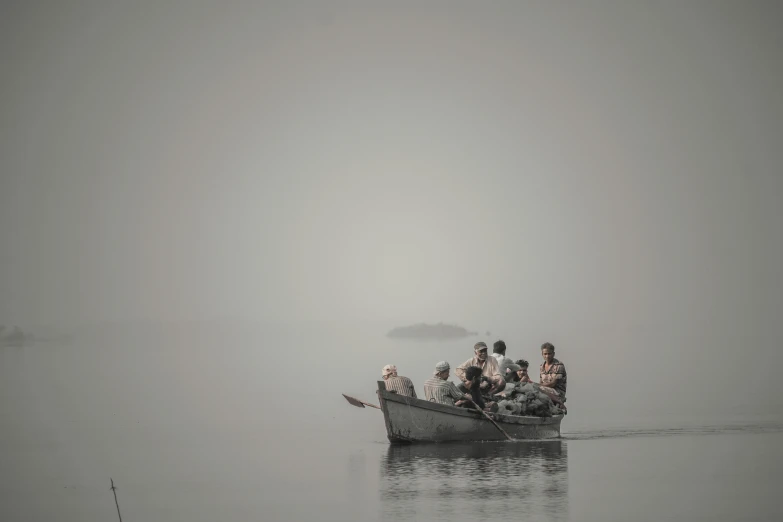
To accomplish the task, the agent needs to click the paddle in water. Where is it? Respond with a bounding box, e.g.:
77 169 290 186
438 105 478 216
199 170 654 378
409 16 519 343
467 398 514 441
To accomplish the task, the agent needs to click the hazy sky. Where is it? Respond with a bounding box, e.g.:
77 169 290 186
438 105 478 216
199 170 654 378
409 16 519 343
1 1 781 332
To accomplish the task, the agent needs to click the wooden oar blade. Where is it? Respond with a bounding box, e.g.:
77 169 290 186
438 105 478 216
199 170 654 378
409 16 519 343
342 394 381 409
342 394 366 408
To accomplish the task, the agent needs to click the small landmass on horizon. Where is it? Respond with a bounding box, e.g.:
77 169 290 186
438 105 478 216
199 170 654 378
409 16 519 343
0 325 33 347
387 322 478 340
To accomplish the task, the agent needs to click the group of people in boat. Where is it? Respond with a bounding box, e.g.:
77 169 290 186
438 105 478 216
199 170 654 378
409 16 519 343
380 340 567 413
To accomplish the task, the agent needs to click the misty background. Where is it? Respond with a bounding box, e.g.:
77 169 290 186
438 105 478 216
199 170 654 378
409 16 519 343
3 2 783 521
2 2 783 422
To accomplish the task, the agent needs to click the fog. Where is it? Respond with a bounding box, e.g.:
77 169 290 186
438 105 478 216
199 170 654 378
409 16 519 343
2 1 783 411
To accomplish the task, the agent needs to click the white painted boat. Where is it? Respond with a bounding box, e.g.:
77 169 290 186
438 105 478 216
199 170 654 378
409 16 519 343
377 381 563 443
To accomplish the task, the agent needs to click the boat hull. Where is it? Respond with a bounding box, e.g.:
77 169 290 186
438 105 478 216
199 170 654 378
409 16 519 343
377 381 562 443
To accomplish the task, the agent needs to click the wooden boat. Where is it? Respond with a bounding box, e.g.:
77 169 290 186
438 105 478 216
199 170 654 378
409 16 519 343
377 381 563 443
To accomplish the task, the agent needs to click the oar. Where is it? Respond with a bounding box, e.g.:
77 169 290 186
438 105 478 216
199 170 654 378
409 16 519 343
342 394 381 410
467 399 514 441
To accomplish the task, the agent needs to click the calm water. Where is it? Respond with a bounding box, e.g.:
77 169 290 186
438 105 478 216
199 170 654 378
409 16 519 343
2 322 782 521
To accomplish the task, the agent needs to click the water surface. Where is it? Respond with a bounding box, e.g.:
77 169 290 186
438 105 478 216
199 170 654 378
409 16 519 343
2 323 781 521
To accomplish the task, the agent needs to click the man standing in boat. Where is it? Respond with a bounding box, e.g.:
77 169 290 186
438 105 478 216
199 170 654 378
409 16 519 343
423 361 471 407
538 343 567 402
455 342 505 393
381 364 417 398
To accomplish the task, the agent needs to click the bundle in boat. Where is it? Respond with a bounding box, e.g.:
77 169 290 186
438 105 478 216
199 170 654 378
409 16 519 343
495 383 563 417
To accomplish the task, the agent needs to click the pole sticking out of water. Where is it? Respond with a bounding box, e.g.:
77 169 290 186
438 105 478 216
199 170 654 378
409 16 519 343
109 478 123 522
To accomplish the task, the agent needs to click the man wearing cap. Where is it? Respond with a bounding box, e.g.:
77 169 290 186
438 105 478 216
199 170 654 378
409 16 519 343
381 364 417 398
455 342 505 393
423 361 471 407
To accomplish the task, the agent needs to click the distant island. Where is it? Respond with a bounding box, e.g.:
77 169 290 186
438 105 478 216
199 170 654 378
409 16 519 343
387 322 478 340
0 325 32 347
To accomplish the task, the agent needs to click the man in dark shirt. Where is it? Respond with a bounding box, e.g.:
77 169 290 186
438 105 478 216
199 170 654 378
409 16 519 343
457 366 498 412
539 343 567 402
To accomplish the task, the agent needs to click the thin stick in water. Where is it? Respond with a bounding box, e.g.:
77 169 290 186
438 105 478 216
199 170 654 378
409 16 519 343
109 478 123 522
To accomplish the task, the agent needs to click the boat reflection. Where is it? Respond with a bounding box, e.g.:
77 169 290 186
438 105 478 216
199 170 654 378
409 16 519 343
380 441 568 522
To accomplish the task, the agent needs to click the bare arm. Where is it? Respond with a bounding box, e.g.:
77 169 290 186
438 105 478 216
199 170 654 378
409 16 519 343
486 357 502 381
454 359 470 382
539 374 562 387
448 382 469 401
487 359 505 392
448 382 471 405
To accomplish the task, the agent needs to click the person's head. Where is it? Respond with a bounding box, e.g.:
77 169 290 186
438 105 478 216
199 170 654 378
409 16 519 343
541 343 555 364
433 361 450 380
492 340 506 356
464 366 482 388
381 364 398 380
474 342 488 361
505 363 521 382
515 359 529 377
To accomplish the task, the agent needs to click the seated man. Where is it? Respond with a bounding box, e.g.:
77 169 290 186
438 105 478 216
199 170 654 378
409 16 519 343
455 342 505 394
515 359 532 383
491 339 513 375
456 366 498 412
423 361 471 407
505 363 520 383
381 364 417 398
497 363 521 398
538 343 567 402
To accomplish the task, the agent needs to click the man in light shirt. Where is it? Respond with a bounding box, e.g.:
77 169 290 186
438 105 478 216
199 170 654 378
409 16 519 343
455 342 505 394
491 339 513 375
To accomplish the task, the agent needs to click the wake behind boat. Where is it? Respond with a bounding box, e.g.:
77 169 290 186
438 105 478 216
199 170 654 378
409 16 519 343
375 381 563 443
